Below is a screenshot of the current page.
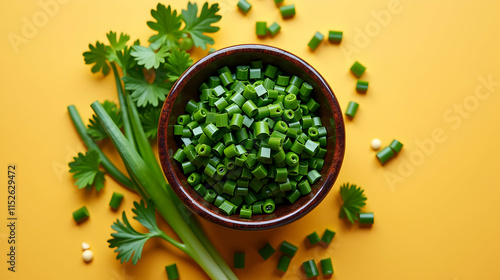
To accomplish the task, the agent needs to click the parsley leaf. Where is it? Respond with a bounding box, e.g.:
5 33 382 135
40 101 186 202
164 49 193 81
147 4 184 50
181 2 221 50
131 45 169 69
87 100 122 141
68 150 105 191
108 200 164 265
139 106 162 140
122 76 170 107
339 183 367 224
83 41 111 75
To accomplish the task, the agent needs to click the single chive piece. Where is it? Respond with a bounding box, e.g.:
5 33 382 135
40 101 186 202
72 206 89 223
280 5 295 18
308 32 324 51
219 200 237 215
306 231 320 245
297 179 311 195
320 258 334 275
345 101 359 118
256 21 267 37
307 170 321 185
268 22 281 36
242 100 258 117
356 80 369 93
258 243 276 260
277 255 292 272
280 241 298 257
303 260 319 278
237 0 252 14
165 264 179 280
328 30 343 44
193 184 207 196
304 140 319 156
285 152 299 166
109 192 124 210
263 198 275 213
234 251 246 268
321 229 336 246
359 212 374 224
274 0 284 5
389 139 403 153
236 65 250 80
172 148 186 162
376 146 395 165
350 61 366 78
239 205 252 218
203 189 217 203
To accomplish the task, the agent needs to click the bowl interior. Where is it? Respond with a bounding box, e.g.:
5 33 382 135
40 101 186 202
158 44 345 230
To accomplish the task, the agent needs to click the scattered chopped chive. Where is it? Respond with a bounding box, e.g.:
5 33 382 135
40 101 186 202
109 192 124 210
237 0 252 14
277 255 292 272
307 170 321 185
280 5 296 18
72 206 89 223
321 229 336 246
306 231 321 245
345 101 359 118
328 30 343 44
268 22 281 36
234 252 246 268
308 32 324 51
165 264 179 280
356 80 369 93
274 0 284 5
389 139 403 153
376 146 395 165
256 21 267 37
258 243 276 260
280 240 298 257
263 198 275 213
302 260 319 278
320 258 334 275
359 212 374 224
350 61 366 78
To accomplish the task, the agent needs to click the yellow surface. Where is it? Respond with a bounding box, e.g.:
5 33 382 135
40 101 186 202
1 0 499 279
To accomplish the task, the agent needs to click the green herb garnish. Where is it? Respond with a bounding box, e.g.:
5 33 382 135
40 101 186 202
339 183 367 224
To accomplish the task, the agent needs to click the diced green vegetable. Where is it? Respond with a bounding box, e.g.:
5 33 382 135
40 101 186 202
258 242 276 260
165 264 179 280
237 0 252 14
233 252 245 268
302 260 319 278
72 206 89 223
256 21 267 36
350 61 366 78
320 258 334 275
345 101 359 118
109 192 124 210
308 32 324 51
280 5 295 18
328 30 343 43
356 80 369 93
359 212 374 224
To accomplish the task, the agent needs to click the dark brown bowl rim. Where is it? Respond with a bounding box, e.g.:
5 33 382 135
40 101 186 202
158 44 345 230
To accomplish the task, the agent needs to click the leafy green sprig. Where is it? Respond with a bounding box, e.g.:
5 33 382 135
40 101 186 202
339 183 367 224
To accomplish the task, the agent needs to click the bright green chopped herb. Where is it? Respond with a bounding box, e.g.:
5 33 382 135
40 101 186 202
339 183 367 224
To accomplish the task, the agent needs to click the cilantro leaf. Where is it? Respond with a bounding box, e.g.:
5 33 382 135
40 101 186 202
147 3 184 50
68 150 105 191
108 200 164 265
139 106 161 140
87 100 122 141
107 31 130 51
339 183 367 224
83 41 111 75
131 45 169 69
164 49 193 81
122 76 170 107
181 2 221 50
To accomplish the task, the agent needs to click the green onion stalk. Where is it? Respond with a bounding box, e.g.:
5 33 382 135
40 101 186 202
68 62 238 280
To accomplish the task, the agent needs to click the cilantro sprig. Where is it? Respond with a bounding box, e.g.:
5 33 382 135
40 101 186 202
339 183 367 224
68 150 105 191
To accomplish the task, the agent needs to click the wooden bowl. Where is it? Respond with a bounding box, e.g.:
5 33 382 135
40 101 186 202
158 44 345 230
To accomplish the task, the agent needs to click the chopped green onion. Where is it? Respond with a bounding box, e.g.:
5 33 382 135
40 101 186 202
306 231 320 245
267 22 281 36
303 260 319 278
165 264 179 280
280 240 298 257
72 206 89 223
280 5 295 18
350 61 366 78
359 212 374 224
308 32 324 51
109 192 124 210
356 80 369 93
237 0 252 14
321 229 336 246
389 139 403 153
263 198 275 213
234 252 246 268
328 30 343 44
345 101 359 118
320 258 334 275
256 21 267 37
376 146 395 165
258 243 275 260
277 255 292 272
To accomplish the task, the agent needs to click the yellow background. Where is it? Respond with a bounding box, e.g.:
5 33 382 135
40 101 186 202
1 0 499 279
